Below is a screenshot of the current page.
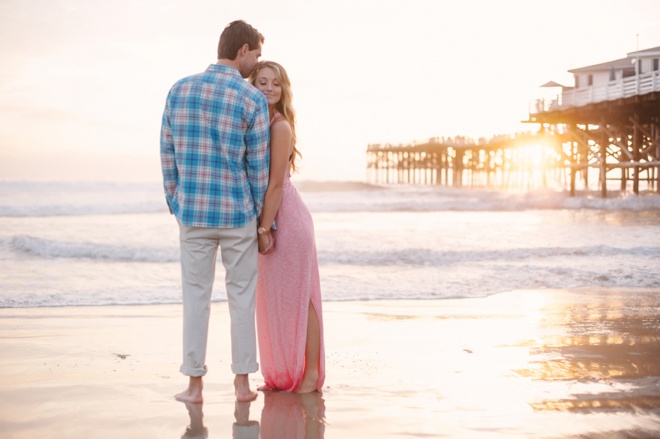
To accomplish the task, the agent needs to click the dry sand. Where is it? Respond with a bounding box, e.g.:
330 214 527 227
0 288 658 438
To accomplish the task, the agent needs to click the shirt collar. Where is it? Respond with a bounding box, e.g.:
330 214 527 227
207 63 241 76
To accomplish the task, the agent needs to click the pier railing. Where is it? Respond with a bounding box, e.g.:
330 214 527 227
531 71 660 113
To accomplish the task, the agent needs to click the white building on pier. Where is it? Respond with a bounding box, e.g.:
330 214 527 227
532 46 660 113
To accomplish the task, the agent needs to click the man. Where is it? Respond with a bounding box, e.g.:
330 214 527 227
160 20 270 403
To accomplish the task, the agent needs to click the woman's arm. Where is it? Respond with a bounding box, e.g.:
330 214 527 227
258 119 292 254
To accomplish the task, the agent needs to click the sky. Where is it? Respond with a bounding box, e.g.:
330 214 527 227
1 0 660 183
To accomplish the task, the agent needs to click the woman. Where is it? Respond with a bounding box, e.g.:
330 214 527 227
249 61 325 393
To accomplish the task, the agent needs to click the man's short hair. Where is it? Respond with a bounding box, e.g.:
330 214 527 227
217 20 264 60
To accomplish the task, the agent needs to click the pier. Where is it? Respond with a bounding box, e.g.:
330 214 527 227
366 133 568 190
367 46 660 196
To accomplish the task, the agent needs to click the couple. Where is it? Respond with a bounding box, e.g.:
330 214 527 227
160 20 325 403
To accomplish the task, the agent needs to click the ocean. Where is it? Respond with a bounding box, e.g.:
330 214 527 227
1 181 659 308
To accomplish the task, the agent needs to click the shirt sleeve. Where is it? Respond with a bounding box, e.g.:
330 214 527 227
245 94 271 217
160 93 178 214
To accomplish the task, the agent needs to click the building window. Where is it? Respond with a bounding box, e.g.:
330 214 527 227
654 58 659 71
588 74 593 86
638 59 642 74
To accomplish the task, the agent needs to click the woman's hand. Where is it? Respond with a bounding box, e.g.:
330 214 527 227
258 232 275 254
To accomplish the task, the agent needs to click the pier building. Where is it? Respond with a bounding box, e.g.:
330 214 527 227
366 46 660 196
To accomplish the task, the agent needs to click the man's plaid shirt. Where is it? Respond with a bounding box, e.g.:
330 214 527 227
160 64 270 228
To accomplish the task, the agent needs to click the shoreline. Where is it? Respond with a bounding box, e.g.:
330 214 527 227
2 285 658 310
1 288 658 438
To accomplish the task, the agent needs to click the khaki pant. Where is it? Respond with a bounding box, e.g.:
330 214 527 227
178 219 259 376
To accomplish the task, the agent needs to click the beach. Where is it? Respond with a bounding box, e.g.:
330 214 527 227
1 287 658 438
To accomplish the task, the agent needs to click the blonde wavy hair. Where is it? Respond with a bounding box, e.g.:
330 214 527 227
249 61 301 172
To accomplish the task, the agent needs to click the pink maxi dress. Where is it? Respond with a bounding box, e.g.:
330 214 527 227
256 115 326 392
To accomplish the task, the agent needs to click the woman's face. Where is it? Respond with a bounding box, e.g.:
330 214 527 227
253 67 282 107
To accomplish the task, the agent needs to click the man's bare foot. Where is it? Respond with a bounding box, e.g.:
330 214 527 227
175 376 204 403
234 374 258 402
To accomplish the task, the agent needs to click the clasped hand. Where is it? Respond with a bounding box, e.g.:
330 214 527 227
258 232 275 254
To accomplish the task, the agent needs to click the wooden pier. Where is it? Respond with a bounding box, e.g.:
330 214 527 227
367 47 660 196
528 66 660 196
366 133 569 190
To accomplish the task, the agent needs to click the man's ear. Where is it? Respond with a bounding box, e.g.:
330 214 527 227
234 43 248 60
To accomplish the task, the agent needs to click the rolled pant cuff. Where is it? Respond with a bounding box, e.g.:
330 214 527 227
180 364 208 377
231 362 259 375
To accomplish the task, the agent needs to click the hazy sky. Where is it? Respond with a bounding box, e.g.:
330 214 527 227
1 0 659 182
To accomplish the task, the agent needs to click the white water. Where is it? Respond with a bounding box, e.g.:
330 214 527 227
1 181 658 307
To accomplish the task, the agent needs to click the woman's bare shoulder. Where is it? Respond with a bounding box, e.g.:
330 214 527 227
271 117 292 135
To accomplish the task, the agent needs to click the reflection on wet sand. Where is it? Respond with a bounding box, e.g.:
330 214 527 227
180 392 325 439
181 401 261 439
233 401 260 439
181 402 207 439
260 392 326 439
515 290 660 433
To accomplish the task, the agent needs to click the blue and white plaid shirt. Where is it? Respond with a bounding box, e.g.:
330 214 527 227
160 64 270 228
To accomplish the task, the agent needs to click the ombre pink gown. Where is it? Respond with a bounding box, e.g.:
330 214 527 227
256 117 325 392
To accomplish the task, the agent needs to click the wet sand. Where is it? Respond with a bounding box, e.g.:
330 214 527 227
0 288 658 438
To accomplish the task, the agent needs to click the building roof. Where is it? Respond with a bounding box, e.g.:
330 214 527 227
568 57 634 73
627 46 660 57
569 46 660 73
